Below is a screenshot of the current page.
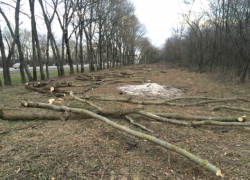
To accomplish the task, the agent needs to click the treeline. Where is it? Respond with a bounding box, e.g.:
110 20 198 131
161 0 250 83
0 0 156 86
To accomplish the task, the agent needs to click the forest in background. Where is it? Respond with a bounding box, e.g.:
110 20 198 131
162 0 250 83
0 0 158 86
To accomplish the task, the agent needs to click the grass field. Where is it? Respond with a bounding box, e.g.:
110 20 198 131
1 63 250 179
0 67 89 85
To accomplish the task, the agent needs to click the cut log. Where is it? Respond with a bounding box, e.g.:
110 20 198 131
0 108 90 120
20 100 223 177
165 98 236 106
26 82 48 87
75 93 250 127
69 91 144 115
210 105 250 112
81 96 230 106
153 113 246 122
139 111 250 127
25 85 66 97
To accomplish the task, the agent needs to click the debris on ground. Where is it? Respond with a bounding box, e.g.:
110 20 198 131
117 83 184 99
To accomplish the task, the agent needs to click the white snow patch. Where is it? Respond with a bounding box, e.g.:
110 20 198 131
117 83 183 99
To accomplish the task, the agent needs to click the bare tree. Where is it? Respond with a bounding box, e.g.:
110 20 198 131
29 0 45 80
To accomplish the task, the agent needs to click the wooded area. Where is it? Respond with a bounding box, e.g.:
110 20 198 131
0 0 157 85
161 0 250 83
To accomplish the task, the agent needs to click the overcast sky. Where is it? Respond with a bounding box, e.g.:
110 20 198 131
131 0 207 47
131 0 182 47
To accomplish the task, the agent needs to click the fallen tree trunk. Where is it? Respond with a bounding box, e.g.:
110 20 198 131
25 85 66 97
81 96 234 106
153 113 246 122
72 93 250 127
210 105 250 113
139 111 250 127
0 108 90 120
165 98 236 106
26 82 48 87
70 91 144 115
20 100 223 177
99 80 144 87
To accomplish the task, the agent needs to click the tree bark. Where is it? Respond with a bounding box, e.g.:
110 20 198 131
38 0 64 76
0 108 90 120
0 26 11 85
15 0 32 83
153 113 246 122
210 105 250 112
29 0 45 80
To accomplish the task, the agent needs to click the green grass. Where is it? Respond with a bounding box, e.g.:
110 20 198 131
0 67 89 85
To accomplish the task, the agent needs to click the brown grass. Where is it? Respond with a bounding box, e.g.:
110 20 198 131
1 62 250 180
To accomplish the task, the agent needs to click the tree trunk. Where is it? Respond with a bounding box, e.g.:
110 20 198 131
29 0 45 80
15 0 30 83
38 0 64 76
75 30 79 73
240 61 250 83
0 26 11 85
107 43 110 69
46 30 50 79
31 21 38 81
79 27 84 73
64 29 74 74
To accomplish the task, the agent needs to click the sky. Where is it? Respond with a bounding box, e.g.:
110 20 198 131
131 0 182 47
131 0 207 47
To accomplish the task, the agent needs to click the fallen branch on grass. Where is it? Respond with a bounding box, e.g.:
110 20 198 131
74 92 249 127
210 105 250 113
21 100 223 177
69 91 144 115
124 115 152 132
139 111 250 127
81 95 236 106
153 113 246 122
165 98 236 106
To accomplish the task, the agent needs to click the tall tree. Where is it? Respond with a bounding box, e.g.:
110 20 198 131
29 0 45 80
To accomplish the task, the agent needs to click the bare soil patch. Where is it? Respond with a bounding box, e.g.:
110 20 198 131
1 62 250 180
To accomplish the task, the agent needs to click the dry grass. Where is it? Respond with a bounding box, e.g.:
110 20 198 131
1 62 250 180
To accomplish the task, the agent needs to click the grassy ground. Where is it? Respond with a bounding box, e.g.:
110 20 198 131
0 67 89 85
1 63 250 179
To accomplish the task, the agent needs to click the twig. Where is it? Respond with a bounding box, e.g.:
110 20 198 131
97 152 105 168
124 115 152 132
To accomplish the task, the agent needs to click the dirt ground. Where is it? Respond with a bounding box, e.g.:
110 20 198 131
1 62 250 180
